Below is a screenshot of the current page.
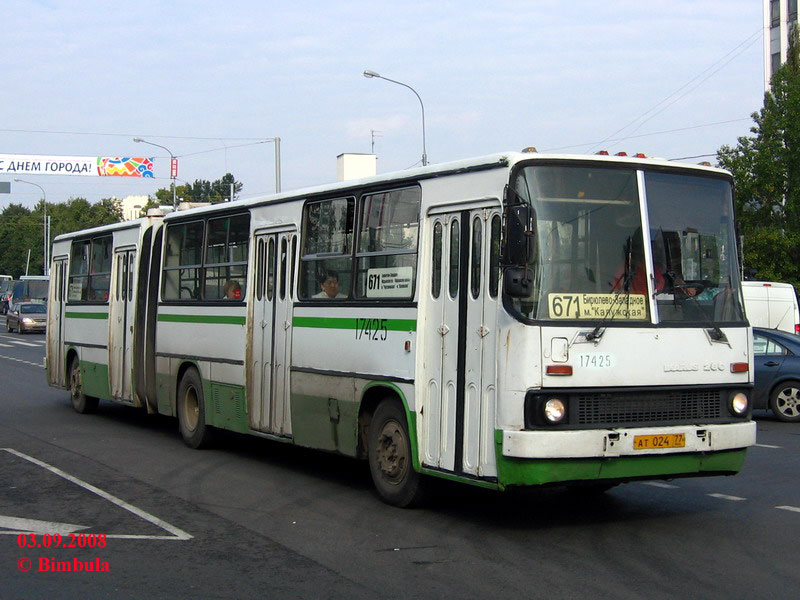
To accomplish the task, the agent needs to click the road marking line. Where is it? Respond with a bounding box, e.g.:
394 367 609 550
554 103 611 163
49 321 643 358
1 448 192 541
640 481 679 489
0 354 42 368
755 443 782 449
0 343 12 348
0 515 89 534
7 340 39 347
776 505 800 513
707 493 746 501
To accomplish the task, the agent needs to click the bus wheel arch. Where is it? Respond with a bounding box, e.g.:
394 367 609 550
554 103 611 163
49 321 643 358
176 364 213 448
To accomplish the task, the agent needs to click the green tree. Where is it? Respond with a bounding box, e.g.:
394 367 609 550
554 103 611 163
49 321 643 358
0 197 122 277
717 31 800 286
144 173 243 215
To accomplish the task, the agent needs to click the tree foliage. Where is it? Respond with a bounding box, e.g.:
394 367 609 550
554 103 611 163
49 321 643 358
717 31 800 286
140 173 243 216
0 197 122 278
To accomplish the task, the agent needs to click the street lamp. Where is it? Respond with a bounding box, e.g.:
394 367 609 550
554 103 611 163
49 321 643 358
133 137 177 208
13 178 49 276
363 70 428 166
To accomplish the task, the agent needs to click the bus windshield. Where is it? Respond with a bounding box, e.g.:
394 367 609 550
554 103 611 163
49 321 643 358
508 164 745 325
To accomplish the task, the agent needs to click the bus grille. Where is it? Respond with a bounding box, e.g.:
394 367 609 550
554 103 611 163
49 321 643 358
574 389 723 425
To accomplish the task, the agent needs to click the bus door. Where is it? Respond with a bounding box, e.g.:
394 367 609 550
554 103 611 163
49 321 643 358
109 248 136 400
249 229 295 435
424 208 500 478
48 257 68 387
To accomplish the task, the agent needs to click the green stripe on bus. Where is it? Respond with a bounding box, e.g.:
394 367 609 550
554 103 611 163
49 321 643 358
65 312 108 320
292 316 417 331
158 313 246 325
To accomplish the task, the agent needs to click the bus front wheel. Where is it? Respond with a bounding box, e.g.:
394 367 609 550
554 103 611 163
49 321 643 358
69 358 99 414
367 400 426 507
177 368 213 448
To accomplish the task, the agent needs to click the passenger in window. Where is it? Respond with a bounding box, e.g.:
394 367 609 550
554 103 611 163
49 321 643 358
224 280 242 300
313 271 347 299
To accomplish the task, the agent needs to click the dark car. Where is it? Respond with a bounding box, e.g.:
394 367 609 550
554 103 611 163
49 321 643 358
5 302 47 334
753 327 800 422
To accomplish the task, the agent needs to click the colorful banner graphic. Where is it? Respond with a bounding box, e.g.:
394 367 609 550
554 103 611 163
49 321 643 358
97 157 154 177
0 154 155 177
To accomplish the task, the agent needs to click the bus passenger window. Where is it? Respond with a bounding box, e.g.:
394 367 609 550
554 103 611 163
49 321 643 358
471 217 482 299
449 219 460 298
432 221 442 299
299 197 354 299
279 238 287 300
354 186 420 300
267 238 275 301
489 215 500 298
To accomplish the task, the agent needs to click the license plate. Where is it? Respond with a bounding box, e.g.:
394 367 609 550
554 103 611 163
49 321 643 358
633 433 686 450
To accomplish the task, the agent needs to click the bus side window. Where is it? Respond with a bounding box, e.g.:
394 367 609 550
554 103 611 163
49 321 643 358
449 219 460 298
279 238 287 300
432 221 442 299
256 239 265 301
471 217 482 299
299 197 354 299
489 214 501 298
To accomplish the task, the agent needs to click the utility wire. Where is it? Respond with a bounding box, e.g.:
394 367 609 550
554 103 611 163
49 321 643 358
0 128 273 142
543 117 751 152
589 28 762 153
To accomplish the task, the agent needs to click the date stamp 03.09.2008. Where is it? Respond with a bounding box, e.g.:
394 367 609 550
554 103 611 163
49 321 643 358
15 533 110 573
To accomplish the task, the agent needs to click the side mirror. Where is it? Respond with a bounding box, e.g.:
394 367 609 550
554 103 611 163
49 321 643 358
504 267 535 298
504 204 535 265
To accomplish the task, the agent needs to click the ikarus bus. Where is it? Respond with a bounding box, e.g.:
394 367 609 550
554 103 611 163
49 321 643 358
46 151 756 507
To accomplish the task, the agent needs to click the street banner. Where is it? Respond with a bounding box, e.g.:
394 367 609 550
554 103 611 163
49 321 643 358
0 154 155 177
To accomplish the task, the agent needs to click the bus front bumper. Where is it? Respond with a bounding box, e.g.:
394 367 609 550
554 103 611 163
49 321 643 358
501 420 756 459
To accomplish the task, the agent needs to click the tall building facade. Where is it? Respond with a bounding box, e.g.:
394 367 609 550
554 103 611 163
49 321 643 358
764 0 799 89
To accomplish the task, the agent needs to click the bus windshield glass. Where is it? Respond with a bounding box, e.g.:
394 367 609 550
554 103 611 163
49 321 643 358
508 164 745 325
645 171 745 324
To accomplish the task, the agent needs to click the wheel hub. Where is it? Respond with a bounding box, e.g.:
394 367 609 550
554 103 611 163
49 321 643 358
776 388 800 417
376 421 408 482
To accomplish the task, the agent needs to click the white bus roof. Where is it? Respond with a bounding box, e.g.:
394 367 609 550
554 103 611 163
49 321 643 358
161 151 730 221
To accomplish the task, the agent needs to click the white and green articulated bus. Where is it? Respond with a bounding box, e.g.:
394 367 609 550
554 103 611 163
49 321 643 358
47 151 756 506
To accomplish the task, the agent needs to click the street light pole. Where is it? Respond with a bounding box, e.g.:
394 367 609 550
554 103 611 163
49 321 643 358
13 178 49 276
363 70 427 167
133 137 177 208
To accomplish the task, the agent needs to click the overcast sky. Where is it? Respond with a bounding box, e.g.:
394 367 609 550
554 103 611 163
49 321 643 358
1 0 764 208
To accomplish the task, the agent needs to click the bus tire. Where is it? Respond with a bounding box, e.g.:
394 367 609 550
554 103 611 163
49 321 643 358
769 380 800 422
367 400 426 507
69 358 99 414
177 368 213 448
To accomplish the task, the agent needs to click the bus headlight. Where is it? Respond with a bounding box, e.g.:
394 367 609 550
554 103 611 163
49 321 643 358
543 398 567 424
728 391 749 416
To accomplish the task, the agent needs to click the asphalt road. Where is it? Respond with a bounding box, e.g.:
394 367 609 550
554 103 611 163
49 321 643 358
1 324 799 599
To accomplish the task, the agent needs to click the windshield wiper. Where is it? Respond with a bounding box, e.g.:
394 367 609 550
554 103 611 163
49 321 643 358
586 246 635 342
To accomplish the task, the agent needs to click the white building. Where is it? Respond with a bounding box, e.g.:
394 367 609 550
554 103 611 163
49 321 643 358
764 0 799 90
337 153 377 181
117 195 149 221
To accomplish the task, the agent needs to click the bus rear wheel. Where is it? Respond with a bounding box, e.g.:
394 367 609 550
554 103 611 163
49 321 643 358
367 400 426 507
68 358 99 414
177 368 213 448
